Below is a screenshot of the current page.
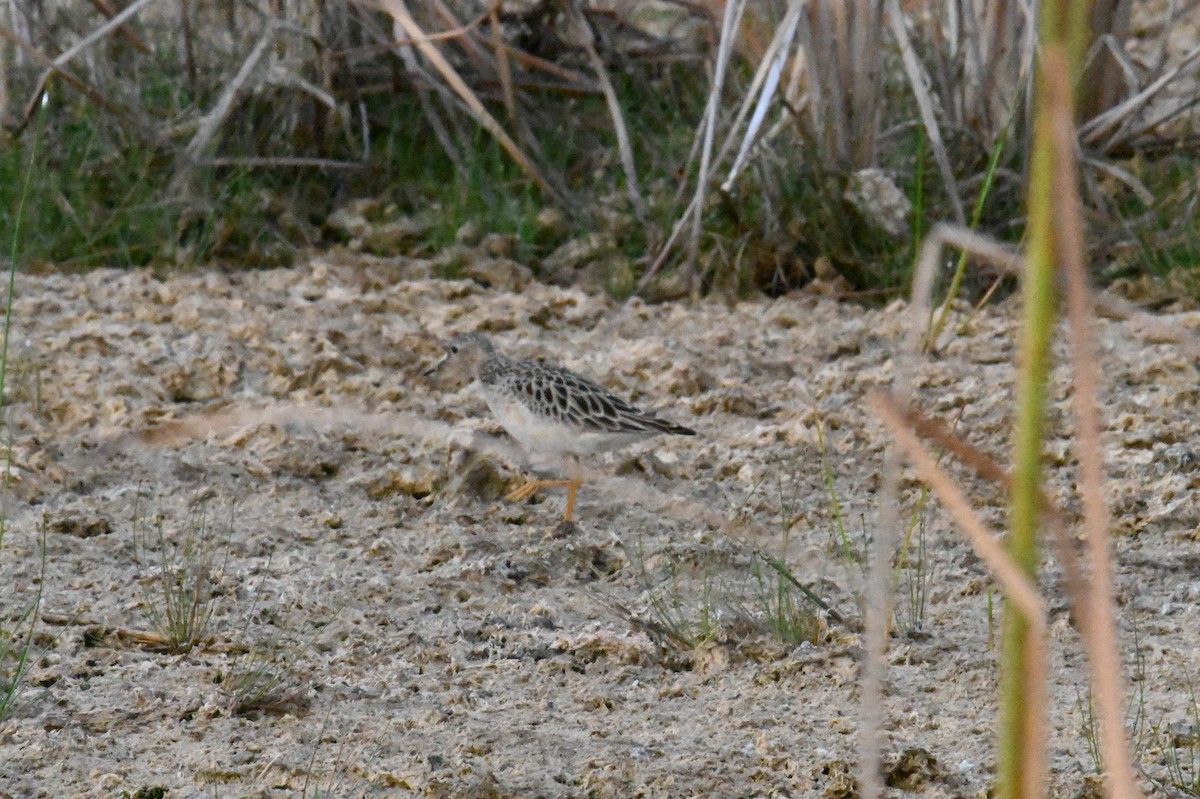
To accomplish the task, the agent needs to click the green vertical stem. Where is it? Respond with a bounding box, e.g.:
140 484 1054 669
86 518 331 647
997 92 1055 799
997 0 1089 795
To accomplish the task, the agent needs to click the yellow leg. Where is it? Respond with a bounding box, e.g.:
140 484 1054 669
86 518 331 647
504 478 583 521
563 480 580 522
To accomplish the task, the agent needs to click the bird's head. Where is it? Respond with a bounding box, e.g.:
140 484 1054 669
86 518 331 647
423 332 495 382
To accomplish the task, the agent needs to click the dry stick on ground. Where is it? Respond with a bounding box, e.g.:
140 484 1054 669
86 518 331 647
869 390 1051 797
374 0 564 204
1047 45 1145 799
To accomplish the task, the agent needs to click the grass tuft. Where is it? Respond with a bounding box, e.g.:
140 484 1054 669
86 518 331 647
131 493 232 653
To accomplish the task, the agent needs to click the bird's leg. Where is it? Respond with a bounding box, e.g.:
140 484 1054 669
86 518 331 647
563 479 580 522
506 458 585 521
505 479 574 503
562 457 583 522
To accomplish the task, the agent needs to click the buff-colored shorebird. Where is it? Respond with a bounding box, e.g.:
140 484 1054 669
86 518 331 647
426 333 696 521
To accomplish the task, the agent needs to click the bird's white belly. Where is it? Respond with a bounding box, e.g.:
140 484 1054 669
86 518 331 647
484 392 638 456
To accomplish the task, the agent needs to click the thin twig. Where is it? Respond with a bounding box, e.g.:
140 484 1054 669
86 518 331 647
83 0 152 53
175 20 277 178
55 0 161 67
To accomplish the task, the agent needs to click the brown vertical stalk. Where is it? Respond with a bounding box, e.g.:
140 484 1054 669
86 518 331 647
1046 42 1146 799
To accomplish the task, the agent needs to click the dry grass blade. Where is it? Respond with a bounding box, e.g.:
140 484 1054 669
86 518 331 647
199 157 369 169
569 6 646 224
1079 41 1200 149
374 0 563 203
870 388 1049 798
684 0 747 291
721 0 803 192
885 0 965 225
637 193 701 292
0 22 147 136
176 21 277 173
869 392 1048 629
1047 45 1145 799
52 0 161 68
915 223 1023 351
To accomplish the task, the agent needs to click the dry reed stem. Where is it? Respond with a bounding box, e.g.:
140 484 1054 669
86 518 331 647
177 22 277 174
849 0 885 165
1079 41 1200 148
429 0 488 67
920 226 1200 364
487 3 516 126
863 222 1025 799
685 0 746 294
870 389 1049 799
870 392 1049 629
374 0 562 203
570 6 647 225
885 0 965 224
1046 45 1145 799
84 0 152 53
53 0 161 69
0 22 145 136
720 0 803 193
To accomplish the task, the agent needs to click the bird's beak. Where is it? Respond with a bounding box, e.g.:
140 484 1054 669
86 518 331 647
423 354 448 378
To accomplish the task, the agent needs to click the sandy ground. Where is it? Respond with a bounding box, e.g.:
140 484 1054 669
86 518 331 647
0 256 1197 798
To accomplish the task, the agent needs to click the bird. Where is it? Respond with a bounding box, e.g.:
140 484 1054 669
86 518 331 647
424 332 696 521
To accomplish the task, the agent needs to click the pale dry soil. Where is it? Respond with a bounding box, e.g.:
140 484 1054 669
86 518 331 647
0 257 1198 799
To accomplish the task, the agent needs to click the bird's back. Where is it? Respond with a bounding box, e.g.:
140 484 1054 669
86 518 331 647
479 355 694 454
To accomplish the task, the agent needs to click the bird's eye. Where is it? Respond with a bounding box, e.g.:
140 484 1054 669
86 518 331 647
449 345 459 354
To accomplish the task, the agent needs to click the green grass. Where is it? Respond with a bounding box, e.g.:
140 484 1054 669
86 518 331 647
131 493 232 653
0 524 46 722
0 102 44 723
0 48 1196 302
619 469 831 655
